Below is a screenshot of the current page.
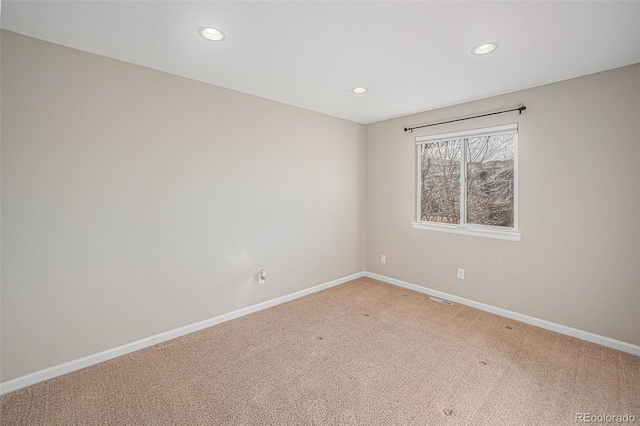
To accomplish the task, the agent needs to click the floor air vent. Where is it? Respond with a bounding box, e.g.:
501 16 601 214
429 296 454 305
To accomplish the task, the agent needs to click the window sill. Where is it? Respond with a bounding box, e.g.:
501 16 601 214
411 222 521 241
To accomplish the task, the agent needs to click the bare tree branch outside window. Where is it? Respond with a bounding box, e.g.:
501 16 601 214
420 140 461 223
466 134 514 227
419 131 515 228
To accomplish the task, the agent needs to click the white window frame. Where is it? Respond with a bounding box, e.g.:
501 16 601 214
412 123 520 241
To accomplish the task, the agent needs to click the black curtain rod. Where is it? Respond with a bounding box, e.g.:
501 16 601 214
404 106 526 133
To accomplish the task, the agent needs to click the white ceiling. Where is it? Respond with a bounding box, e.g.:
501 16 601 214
2 1 639 124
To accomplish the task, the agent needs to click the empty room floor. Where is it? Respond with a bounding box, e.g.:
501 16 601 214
1 277 638 425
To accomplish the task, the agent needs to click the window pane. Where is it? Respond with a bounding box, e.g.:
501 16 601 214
420 140 461 224
466 134 514 227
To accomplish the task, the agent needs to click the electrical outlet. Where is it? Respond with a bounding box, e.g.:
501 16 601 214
380 254 386 264
457 268 464 280
258 269 266 284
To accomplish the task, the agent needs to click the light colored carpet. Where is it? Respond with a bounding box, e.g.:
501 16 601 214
1 277 639 425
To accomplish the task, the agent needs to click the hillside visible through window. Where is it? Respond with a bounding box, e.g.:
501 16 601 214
419 131 515 228
466 134 514 227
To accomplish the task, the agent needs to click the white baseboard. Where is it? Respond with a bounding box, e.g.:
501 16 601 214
3 270 637 396
364 271 640 357
0 271 365 396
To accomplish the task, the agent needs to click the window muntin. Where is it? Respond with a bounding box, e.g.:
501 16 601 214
416 124 518 232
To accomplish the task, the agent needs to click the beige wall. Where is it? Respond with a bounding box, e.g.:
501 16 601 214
0 31 366 381
366 64 640 346
2 28 639 384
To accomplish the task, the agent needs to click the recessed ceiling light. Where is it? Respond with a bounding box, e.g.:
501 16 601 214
198 26 225 42
351 87 368 94
472 42 499 55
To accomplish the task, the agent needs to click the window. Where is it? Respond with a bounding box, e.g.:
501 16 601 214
412 123 520 241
